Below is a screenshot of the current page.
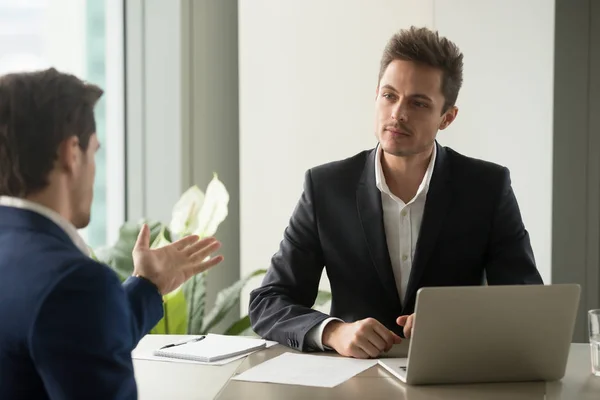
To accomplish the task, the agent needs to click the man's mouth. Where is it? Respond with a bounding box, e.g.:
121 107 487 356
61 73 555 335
386 127 411 136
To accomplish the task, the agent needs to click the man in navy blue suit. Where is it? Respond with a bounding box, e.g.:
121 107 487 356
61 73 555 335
0 68 224 399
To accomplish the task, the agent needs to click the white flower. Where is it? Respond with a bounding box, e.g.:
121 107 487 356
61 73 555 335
169 185 205 236
193 174 229 237
168 174 229 239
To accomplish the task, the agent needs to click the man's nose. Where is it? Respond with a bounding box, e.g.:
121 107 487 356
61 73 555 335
391 103 408 122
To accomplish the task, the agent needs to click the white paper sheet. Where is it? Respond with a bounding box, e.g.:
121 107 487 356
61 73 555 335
231 353 378 388
132 339 278 366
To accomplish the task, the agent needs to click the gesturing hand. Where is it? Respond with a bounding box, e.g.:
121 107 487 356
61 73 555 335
132 224 224 295
322 318 403 359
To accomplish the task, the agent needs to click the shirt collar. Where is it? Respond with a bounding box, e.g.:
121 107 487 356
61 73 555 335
0 196 90 256
374 143 437 200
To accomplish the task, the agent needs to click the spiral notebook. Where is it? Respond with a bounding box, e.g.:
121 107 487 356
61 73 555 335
152 334 267 362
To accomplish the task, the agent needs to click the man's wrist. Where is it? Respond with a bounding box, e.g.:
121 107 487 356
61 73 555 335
133 273 161 296
322 320 344 349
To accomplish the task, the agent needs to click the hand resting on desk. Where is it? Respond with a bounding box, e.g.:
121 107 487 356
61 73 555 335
322 317 403 359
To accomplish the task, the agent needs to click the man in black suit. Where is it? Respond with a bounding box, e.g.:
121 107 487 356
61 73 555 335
248 26 543 359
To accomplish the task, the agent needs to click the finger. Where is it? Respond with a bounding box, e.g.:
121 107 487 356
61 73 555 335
134 224 150 251
371 322 399 351
357 338 381 358
183 237 220 256
172 234 202 250
365 331 388 353
404 315 414 338
189 241 222 263
349 345 371 359
396 315 409 326
363 321 390 352
186 255 224 277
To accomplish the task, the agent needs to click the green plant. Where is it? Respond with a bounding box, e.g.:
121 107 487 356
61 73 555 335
94 174 230 335
92 174 332 335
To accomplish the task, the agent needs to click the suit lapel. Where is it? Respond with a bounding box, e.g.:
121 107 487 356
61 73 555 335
356 149 402 310
403 143 452 310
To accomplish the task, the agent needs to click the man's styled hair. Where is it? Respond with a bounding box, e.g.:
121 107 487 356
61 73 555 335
379 26 464 112
0 68 103 197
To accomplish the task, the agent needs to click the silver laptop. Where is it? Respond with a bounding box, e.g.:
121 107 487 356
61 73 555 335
378 284 580 385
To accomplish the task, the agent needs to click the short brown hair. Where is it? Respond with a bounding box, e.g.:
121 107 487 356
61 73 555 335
0 68 103 197
379 26 463 112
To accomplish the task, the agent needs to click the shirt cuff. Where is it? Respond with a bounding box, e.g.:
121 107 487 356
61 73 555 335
305 317 343 351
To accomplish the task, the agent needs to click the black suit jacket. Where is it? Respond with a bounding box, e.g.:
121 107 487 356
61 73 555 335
248 143 543 351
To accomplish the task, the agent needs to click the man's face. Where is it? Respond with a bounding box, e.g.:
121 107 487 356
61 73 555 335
70 133 99 229
375 60 457 158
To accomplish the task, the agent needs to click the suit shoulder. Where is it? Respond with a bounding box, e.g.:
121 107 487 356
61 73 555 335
307 149 372 182
27 244 122 304
444 146 508 180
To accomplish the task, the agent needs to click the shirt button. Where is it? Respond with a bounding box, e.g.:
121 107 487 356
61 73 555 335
401 210 407 217
402 254 408 261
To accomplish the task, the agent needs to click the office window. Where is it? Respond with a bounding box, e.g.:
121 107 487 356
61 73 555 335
0 0 125 247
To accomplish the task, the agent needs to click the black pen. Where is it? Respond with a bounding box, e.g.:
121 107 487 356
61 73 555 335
159 336 206 350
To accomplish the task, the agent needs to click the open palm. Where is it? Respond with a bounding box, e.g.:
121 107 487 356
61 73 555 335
132 224 223 295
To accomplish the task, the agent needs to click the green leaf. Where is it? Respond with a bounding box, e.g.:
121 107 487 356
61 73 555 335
161 288 188 334
224 315 251 336
183 272 207 334
315 290 332 306
151 226 172 249
201 269 267 333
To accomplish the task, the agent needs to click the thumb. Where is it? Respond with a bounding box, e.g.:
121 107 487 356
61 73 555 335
134 224 150 251
396 315 409 326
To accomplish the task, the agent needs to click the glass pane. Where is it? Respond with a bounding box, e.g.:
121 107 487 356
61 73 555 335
0 0 125 247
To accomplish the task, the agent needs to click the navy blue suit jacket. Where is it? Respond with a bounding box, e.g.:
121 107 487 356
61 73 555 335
0 206 164 399
249 144 544 350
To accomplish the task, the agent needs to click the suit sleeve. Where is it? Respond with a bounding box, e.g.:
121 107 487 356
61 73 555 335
484 168 544 285
30 263 162 400
122 276 164 344
249 170 330 351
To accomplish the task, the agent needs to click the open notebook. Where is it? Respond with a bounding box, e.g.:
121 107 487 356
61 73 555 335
153 334 267 363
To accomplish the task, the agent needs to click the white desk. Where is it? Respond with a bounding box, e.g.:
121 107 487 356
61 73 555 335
133 335 600 400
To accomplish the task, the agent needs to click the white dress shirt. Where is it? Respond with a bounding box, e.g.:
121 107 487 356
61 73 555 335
0 196 90 256
306 145 437 350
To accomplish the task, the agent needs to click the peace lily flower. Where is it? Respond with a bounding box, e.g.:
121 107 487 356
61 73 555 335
168 173 229 239
168 186 205 238
193 174 230 238
148 174 229 306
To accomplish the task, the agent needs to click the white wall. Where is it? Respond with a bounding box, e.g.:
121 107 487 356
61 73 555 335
239 0 555 314
433 0 554 284
239 0 434 314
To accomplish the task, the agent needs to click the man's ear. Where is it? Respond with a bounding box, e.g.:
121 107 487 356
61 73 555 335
439 106 458 130
56 136 80 173
375 85 379 100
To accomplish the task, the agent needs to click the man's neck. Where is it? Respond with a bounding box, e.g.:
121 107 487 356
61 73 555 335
381 145 434 202
26 187 72 224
